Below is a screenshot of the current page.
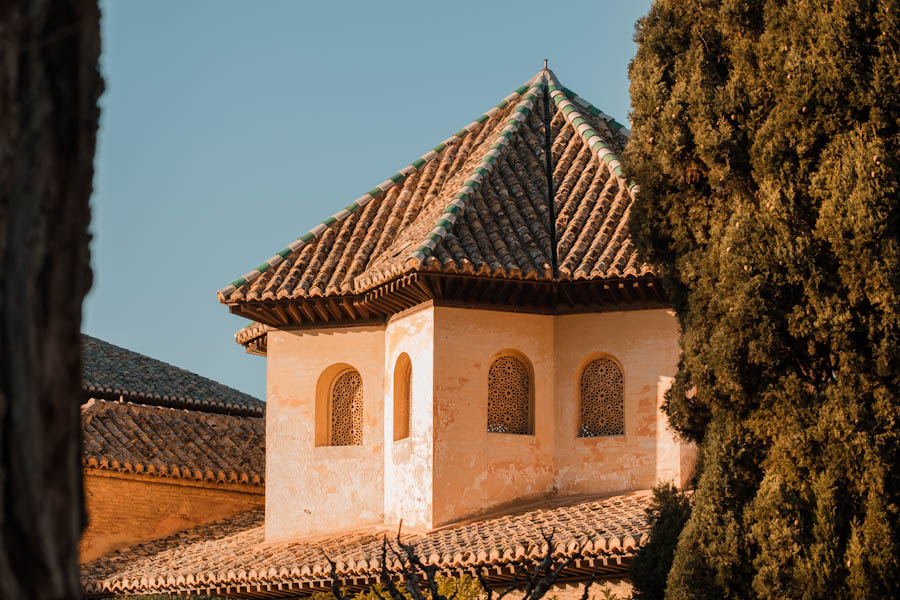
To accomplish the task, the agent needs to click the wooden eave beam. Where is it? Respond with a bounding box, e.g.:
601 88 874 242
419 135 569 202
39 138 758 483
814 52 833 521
389 284 420 306
313 303 331 322
602 282 616 303
285 302 305 324
631 280 646 302
431 274 445 298
341 298 358 319
352 300 371 319
379 293 408 313
413 275 435 299
326 299 343 320
271 303 291 325
230 303 278 326
298 301 317 323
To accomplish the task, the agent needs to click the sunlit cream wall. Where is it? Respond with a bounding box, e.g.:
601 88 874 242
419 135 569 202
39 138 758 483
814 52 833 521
265 325 385 541
384 305 435 529
264 305 694 538
432 307 557 527
553 310 689 496
430 306 691 527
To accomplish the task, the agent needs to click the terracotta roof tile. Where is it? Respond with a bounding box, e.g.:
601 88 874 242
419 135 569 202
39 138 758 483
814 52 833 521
82 398 265 486
235 322 269 345
82 335 264 416
217 69 652 305
82 491 652 597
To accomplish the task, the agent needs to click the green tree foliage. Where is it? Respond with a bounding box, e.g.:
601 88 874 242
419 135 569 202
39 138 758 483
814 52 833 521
311 575 483 600
624 1 899 597
629 484 693 600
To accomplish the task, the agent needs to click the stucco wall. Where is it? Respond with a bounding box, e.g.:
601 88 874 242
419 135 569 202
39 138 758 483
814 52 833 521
432 307 557 527
384 305 435 530
262 305 692 537
80 470 262 562
266 325 385 541
655 376 698 488
553 309 683 496
430 306 688 527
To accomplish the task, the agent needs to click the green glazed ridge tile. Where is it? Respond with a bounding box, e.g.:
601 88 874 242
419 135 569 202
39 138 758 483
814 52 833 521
407 78 543 267
218 74 548 299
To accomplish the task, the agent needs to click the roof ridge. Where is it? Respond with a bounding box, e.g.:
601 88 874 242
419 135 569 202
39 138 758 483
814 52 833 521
556 84 631 137
406 73 547 267
82 396 260 418
545 71 639 195
216 81 538 302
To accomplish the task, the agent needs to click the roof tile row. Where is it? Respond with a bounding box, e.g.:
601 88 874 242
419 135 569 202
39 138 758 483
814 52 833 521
82 335 264 415
83 491 652 597
82 398 265 486
219 69 651 307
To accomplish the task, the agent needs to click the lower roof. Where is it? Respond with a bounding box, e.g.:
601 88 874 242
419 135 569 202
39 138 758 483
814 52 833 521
82 490 651 598
82 398 265 487
82 334 264 416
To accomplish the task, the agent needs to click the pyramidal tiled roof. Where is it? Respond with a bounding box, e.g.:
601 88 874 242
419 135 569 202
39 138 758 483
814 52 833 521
82 335 264 416
217 69 650 306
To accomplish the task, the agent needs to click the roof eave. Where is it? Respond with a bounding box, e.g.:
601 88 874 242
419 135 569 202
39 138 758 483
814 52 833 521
229 272 668 355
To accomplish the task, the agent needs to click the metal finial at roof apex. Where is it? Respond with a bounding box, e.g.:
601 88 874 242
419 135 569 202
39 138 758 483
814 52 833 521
543 58 548 69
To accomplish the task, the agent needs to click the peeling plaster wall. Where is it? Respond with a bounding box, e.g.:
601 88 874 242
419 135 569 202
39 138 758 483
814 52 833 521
655 376 698 488
432 307 556 527
261 305 694 538
429 306 692 527
384 305 435 529
553 309 686 495
265 325 385 541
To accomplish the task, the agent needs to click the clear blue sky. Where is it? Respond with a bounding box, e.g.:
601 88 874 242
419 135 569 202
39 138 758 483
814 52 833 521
85 0 653 400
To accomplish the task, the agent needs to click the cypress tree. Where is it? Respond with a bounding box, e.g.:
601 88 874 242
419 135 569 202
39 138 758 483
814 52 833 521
629 484 693 600
623 1 899 597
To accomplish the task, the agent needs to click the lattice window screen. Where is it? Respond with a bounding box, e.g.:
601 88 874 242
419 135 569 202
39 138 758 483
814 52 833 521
330 369 363 445
580 358 624 436
487 356 531 434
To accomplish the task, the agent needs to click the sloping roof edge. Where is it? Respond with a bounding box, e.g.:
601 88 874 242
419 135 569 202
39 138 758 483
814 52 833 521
82 334 264 417
216 76 542 303
545 70 638 195
217 68 645 310
405 77 546 268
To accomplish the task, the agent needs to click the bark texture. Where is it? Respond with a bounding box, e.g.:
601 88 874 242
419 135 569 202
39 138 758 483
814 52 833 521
0 0 100 597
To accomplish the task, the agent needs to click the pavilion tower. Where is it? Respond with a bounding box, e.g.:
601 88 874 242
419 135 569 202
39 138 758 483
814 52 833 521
218 67 694 541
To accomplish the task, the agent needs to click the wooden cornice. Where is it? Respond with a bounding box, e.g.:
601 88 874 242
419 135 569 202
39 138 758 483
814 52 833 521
228 273 668 355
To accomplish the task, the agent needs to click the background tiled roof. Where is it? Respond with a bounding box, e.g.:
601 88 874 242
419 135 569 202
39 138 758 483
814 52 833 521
82 398 264 486
83 491 652 598
82 334 264 416
219 70 651 305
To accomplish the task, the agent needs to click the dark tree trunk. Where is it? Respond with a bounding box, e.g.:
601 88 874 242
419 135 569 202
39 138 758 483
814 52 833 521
0 0 100 597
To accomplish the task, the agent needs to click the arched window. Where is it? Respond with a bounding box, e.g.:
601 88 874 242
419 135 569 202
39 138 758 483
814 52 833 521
393 353 412 441
329 368 363 445
580 357 624 437
487 354 533 434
